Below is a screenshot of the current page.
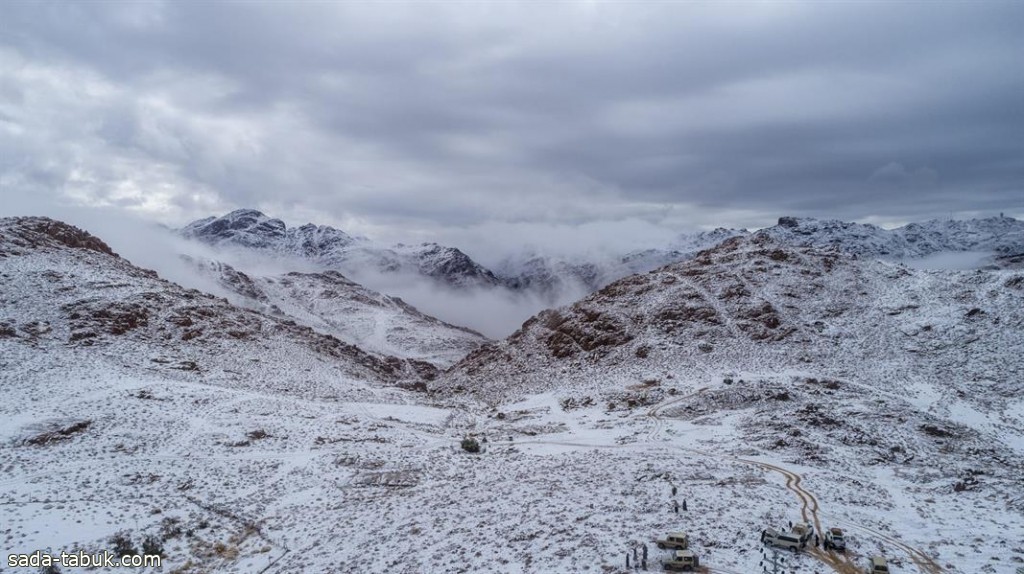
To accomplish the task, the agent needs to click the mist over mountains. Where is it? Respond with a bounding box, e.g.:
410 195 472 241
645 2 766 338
170 208 1024 337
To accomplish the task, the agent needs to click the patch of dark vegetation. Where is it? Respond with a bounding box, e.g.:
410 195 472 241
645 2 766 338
0 319 16 338
141 534 165 558
804 377 841 390
25 420 92 446
560 396 595 411
129 389 161 400
109 531 137 557
246 429 271 440
794 403 842 427
170 360 200 372
920 424 954 438
461 437 481 453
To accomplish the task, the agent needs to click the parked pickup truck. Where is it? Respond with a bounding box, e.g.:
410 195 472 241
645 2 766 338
655 532 689 550
823 527 846 552
791 522 814 544
866 556 889 573
661 549 700 572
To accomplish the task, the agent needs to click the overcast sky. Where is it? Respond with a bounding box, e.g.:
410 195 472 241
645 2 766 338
1 0 1022 255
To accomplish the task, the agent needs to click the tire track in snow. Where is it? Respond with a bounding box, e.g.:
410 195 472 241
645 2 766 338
830 518 945 574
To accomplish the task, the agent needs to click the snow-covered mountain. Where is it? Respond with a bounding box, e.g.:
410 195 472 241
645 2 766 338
493 216 1024 297
3 216 1023 573
181 255 487 368
0 216 438 395
180 210 1024 307
181 209 503 289
760 215 1024 259
441 232 1024 403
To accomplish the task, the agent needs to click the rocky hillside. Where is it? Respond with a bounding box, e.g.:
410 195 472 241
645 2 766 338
761 215 1024 258
492 216 1024 297
0 217 437 398
441 233 1024 406
182 256 487 367
181 209 503 289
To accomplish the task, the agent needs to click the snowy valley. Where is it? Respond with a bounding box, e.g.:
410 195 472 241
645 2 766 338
1 215 1023 574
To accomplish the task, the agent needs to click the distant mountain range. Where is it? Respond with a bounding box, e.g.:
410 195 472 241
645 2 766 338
180 210 1024 297
181 209 503 289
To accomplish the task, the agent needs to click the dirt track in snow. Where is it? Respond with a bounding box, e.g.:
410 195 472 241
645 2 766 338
642 394 945 574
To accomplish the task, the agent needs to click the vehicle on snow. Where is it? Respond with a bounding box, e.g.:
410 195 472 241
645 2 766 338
656 532 689 550
761 527 805 553
823 527 846 552
866 556 889 573
791 522 813 544
661 549 700 572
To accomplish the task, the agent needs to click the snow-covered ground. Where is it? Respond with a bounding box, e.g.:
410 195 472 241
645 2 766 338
2 217 1023 573
3 359 1021 573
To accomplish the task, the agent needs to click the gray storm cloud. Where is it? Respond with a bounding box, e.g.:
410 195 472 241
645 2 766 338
0 0 1021 245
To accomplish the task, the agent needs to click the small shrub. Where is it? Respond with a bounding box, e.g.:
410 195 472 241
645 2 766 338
461 437 481 453
141 534 165 557
159 517 183 540
109 531 137 556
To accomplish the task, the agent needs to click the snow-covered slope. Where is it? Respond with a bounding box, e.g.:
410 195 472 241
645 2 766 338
182 256 487 367
761 215 1024 259
436 233 1024 572
493 216 1024 297
0 217 437 396
4 216 1023 574
442 234 1023 404
181 209 503 289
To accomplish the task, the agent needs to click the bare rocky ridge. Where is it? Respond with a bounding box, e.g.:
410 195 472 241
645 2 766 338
0 216 120 258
